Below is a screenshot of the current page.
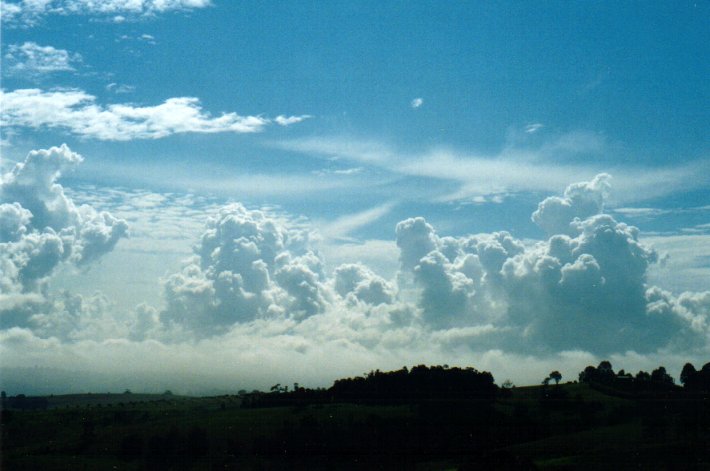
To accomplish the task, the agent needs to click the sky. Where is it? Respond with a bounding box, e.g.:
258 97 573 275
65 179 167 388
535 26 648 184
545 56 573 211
0 0 709 395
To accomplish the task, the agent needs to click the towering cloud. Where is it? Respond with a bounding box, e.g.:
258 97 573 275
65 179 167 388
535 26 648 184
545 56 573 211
1 162 708 391
159 204 329 335
532 173 611 236
0 145 127 326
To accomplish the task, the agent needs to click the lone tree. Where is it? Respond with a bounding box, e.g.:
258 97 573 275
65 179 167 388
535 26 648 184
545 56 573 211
549 371 562 385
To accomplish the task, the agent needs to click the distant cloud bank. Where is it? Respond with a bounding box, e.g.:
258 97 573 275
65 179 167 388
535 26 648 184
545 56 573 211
2 145 709 391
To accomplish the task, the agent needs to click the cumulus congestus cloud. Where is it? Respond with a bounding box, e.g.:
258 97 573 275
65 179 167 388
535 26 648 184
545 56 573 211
148 173 707 357
159 204 329 335
0 144 127 327
1 154 709 388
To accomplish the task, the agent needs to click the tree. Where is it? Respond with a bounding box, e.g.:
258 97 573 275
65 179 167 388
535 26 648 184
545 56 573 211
651 366 674 386
635 370 651 382
549 371 562 385
579 365 597 383
597 361 614 377
680 363 697 386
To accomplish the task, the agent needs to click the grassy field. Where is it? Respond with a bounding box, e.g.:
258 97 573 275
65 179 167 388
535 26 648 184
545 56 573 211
2 383 709 470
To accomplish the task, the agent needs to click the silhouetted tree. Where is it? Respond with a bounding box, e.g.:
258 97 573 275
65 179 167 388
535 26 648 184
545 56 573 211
579 366 597 383
651 366 674 386
635 370 651 382
597 361 614 378
549 371 562 385
680 363 697 386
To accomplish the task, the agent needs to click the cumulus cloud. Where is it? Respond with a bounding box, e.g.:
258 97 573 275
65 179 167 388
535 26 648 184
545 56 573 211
395 217 438 272
0 89 308 140
333 263 395 306
0 144 127 324
2 169 710 392
4 42 81 76
532 173 611 236
1 0 211 26
389 175 707 354
158 203 329 335
411 98 423 109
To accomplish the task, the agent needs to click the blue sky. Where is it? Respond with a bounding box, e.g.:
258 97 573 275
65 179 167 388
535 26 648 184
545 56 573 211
1 1 708 393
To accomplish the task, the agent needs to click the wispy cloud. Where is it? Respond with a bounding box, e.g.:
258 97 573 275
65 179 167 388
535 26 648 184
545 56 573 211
74 158 356 198
4 42 81 76
271 136 395 164
139 34 156 44
1 88 309 140
411 98 423 109
275 136 710 205
646 234 710 294
320 202 396 241
105 83 135 94
612 207 672 218
274 114 312 126
1 0 212 27
524 123 543 134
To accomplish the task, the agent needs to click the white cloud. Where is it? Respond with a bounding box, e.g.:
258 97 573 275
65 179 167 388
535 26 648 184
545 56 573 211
274 114 312 126
320 202 395 241
411 97 423 109
73 158 357 198
4 42 81 76
0 88 311 140
157 203 328 335
320 239 399 280
2 167 710 393
0 144 127 331
1 0 211 26
275 136 710 206
532 173 611 236
612 207 671 218
524 123 543 133
646 234 710 294
272 136 395 164
105 82 135 94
